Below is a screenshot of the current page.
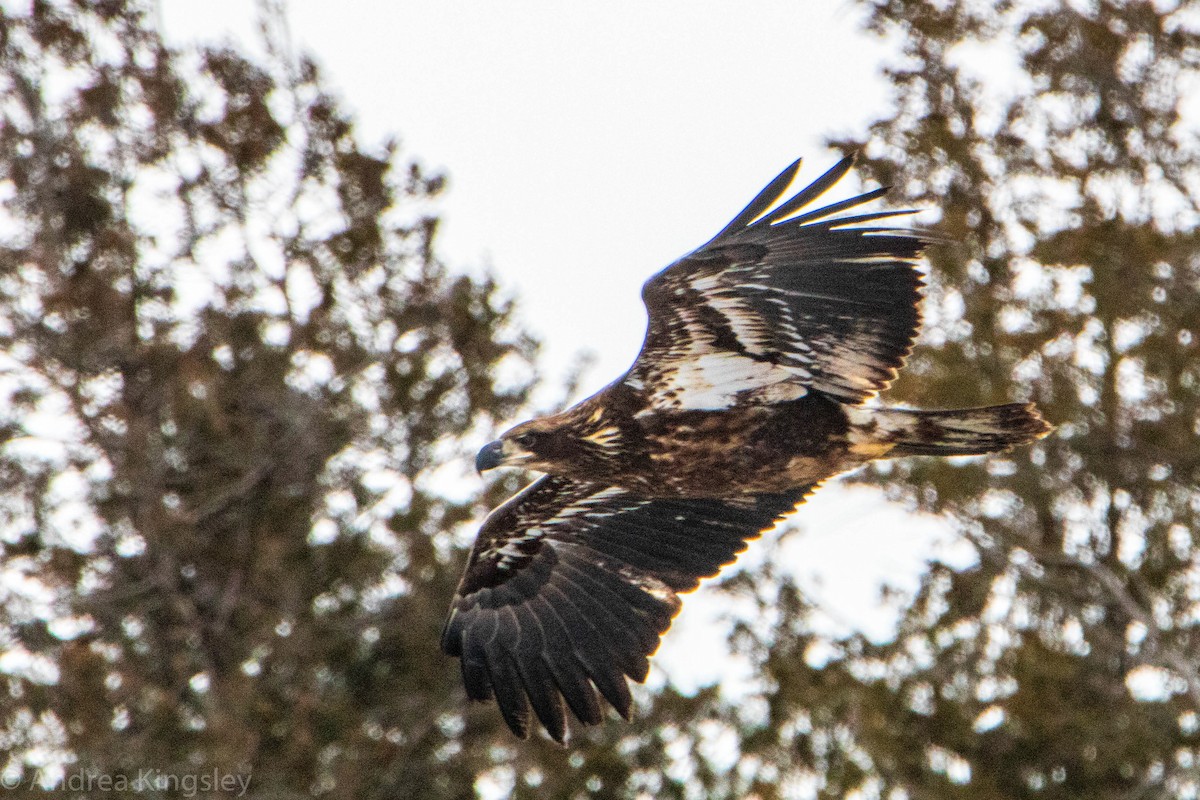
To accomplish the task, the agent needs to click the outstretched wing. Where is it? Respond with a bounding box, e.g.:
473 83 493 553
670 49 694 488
626 155 928 410
441 476 812 742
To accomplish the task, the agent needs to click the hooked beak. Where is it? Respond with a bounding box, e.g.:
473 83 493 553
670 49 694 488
475 440 506 473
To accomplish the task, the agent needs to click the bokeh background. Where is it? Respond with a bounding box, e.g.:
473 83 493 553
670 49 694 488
1 1 1198 798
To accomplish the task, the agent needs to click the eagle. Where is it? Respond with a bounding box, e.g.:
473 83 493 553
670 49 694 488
441 155 1050 742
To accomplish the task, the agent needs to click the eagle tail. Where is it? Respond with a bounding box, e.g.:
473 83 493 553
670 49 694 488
873 403 1051 457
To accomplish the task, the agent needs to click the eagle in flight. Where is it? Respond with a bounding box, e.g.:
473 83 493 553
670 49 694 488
441 156 1050 742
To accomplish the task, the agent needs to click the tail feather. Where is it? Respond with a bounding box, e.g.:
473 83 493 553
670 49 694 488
873 403 1051 457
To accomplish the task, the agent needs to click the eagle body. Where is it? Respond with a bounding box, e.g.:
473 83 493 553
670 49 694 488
478 386 856 497
635 394 854 496
443 156 1051 742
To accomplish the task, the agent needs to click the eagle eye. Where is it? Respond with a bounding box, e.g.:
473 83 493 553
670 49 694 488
512 432 537 449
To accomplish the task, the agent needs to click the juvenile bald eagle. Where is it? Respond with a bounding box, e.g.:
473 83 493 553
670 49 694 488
442 156 1049 742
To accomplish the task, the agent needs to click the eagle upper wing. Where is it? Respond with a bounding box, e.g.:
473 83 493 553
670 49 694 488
626 155 928 410
441 475 812 742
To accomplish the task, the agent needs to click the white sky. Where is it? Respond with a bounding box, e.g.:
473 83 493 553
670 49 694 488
159 0 904 386
155 1 971 682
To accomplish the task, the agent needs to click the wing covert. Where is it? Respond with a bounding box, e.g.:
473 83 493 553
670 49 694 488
628 155 928 409
441 475 812 742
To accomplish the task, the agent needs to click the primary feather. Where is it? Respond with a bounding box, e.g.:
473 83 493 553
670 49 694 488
442 476 813 742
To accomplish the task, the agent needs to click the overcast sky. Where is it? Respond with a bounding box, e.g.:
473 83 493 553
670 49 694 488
156 1 972 686
159 1 910 388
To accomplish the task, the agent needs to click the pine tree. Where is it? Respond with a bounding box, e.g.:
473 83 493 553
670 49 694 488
694 2 1200 797
0 2 538 797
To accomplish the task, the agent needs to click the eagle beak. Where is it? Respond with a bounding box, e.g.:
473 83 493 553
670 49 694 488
475 440 506 473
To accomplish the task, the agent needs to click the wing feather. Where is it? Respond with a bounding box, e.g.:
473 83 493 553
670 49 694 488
707 158 803 240
781 185 889 226
508 604 567 740
441 476 811 741
486 607 533 736
760 155 860 225
459 612 497 702
629 155 928 408
554 554 660 672
538 579 637 716
529 593 604 725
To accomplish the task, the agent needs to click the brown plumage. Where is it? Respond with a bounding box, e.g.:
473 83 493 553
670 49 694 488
443 155 1051 742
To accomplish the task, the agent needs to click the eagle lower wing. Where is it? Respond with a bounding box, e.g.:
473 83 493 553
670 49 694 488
627 155 928 409
441 475 812 742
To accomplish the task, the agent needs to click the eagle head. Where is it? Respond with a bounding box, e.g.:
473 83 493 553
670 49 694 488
475 408 626 475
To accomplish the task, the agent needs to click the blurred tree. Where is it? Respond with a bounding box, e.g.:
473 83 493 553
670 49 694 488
0 1 542 797
642 1 1200 798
